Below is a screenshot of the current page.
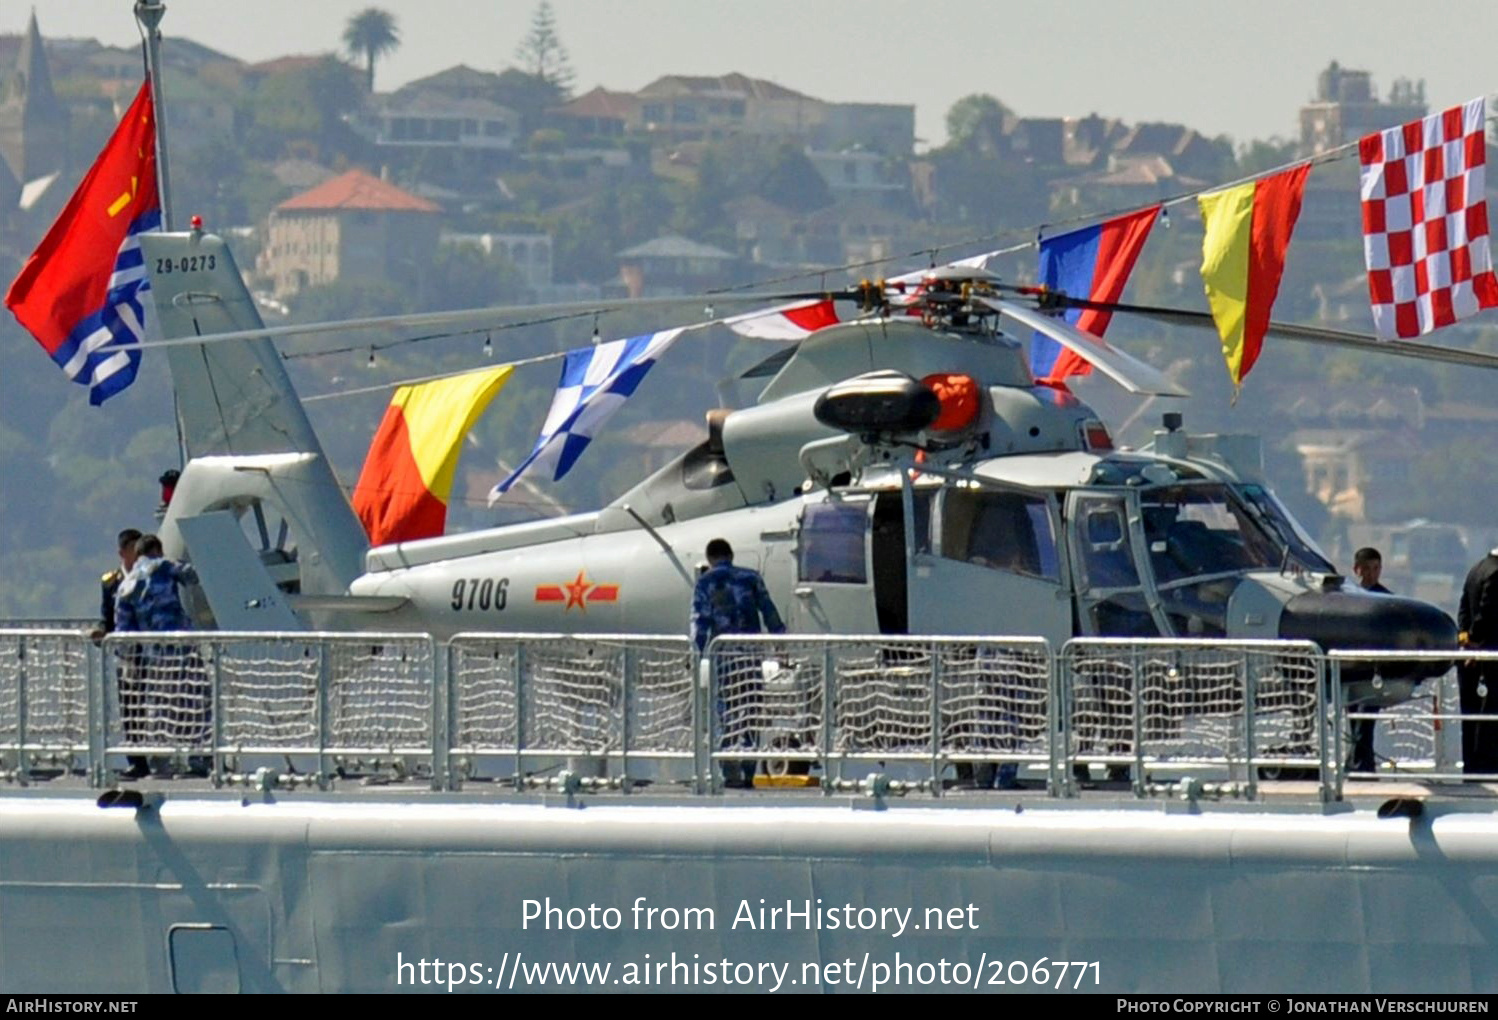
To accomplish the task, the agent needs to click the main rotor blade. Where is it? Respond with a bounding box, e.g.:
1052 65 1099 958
1047 294 1498 373
136 289 835 352
982 298 1190 397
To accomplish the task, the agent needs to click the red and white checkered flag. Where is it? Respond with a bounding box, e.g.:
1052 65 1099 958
1359 96 1498 339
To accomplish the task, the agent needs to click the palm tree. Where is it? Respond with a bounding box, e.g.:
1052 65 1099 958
342 8 400 92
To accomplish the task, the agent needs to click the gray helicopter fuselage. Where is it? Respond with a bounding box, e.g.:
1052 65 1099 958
136 232 1455 702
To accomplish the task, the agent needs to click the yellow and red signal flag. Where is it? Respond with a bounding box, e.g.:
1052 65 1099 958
1198 163 1311 390
352 365 514 546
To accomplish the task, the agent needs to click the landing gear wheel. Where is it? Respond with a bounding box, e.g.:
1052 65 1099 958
763 735 811 777
1257 764 1321 782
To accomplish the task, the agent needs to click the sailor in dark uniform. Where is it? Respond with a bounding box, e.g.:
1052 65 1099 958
1348 547 1390 773
95 529 147 779
1458 549 1498 777
95 529 143 638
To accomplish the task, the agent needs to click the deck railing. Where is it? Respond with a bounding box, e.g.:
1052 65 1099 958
2 627 1495 799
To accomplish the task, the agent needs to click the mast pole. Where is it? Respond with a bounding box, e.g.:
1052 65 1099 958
132 0 174 231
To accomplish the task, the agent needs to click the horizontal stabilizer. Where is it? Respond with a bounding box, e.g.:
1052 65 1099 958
177 511 303 630
984 298 1189 397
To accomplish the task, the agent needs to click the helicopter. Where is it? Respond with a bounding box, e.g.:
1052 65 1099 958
139 225 1457 713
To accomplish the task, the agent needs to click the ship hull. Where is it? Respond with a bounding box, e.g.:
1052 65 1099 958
1 795 1495 993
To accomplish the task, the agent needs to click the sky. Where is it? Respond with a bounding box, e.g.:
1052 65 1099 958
6 0 1498 149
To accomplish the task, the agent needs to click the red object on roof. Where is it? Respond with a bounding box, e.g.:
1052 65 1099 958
277 169 441 213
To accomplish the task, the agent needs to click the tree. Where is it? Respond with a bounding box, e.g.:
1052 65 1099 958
515 1 574 97
245 57 366 161
944 94 1011 150
342 8 400 92
756 143 832 213
492 68 565 133
1237 137 1300 177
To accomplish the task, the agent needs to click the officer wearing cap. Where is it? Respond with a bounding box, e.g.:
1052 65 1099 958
1348 547 1391 773
95 528 143 639
93 528 144 778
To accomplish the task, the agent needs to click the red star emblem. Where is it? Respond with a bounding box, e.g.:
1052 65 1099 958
563 570 592 611
535 572 619 610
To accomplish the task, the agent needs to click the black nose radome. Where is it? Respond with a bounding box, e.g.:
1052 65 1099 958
1278 590 1457 683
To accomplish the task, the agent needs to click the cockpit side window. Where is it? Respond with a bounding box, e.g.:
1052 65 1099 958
1079 506 1139 590
939 488 1060 583
798 501 869 584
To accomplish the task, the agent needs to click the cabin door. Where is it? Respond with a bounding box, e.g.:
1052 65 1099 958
1064 492 1164 637
907 484 1071 643
789 498 880 633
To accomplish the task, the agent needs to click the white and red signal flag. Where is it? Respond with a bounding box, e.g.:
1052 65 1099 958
1359 96 1498 338
725 298 839 340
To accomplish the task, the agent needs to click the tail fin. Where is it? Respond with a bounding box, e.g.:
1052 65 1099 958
142 231 368 596
140 230 323 457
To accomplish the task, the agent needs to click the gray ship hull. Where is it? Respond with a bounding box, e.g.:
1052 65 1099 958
2 793 1496 993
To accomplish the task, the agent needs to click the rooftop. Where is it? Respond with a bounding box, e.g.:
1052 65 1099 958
638 72 817 103
276 169 441 214
555 86 640 119
617 234 735 260
372 90 516 120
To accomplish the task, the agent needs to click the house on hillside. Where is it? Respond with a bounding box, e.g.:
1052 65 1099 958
806 148 910 206
1300 61 1427 156
722 195 810 265
1050 154 1207 213
1109 122 1229 179
551 87 640 139
636 73 825 142
442 231 554 291
259 168 441 297
1278 383 1426 526
615 234 738 297
347 91 519 155
814 103 915 156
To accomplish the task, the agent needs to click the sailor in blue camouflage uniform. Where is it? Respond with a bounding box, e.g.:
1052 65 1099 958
115 536 198 633
114 534 209 777
692 538 785 652
692 538 785 788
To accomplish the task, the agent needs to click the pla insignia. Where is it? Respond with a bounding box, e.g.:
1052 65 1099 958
534 570 619 611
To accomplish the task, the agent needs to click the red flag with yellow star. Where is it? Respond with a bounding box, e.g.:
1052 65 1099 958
5 80 159 405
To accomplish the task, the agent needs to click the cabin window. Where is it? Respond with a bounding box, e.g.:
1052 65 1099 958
939 489 1060 583
798 502 868 584
1078 505 1139 590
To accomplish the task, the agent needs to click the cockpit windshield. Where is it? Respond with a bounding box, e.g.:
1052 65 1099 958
1235 483 1337 574
1139 484 1282 585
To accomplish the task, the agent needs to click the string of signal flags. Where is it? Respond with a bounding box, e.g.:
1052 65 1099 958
312 93 1498 411
5 74 1496 545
